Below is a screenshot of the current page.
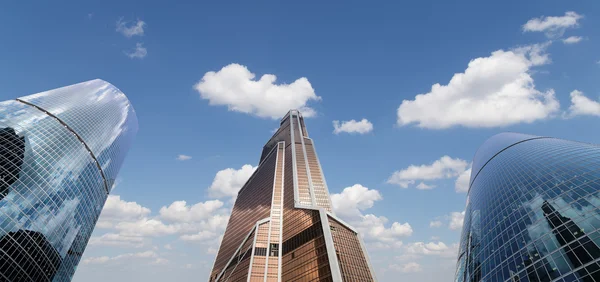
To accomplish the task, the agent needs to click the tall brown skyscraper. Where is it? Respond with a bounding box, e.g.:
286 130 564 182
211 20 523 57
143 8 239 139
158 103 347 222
209 110 376 282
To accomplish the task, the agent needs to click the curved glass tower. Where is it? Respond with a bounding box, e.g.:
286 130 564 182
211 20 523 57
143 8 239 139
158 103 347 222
0 80 138 281
455 133 600 282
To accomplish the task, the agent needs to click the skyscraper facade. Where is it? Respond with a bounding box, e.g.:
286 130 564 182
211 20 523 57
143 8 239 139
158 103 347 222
455 133 600 282
210 110 376 282
0 80 138 281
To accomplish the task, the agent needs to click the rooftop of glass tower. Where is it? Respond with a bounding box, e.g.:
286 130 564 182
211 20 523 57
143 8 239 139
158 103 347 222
469 132 549 193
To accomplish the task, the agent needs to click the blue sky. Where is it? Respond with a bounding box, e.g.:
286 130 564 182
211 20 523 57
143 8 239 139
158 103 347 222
1 1 600 281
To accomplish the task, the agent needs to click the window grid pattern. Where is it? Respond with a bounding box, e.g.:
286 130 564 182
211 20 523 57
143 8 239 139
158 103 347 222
303 139 331 212
282 143 331 281
221 230 255 282
264 142 285 281
294 142 313 206
211 150 277 281
0 80 137 282
18 79 138 185
456 136 600 282
290 116 312 206
328 217 373 281
250 222 270 281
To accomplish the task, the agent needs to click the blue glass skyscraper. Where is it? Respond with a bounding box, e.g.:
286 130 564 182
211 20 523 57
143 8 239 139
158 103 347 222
456 133 600 282
0 80 138 281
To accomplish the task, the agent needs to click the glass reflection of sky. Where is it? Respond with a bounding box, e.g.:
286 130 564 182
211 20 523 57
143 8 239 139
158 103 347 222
0 79 137 281
456 134 600 282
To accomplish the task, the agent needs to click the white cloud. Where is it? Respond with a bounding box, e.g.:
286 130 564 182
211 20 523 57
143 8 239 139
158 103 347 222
331 184 382 218
455 168 471 193
207 247 218 255
116 18 146 37
562 36 584 44
387 156 468 188
396 43 559 129
194 63 321 119
82 256 110 264
429 221 442 228
89 233 145 248
164 244 173 250
208 165 257 199
331 184 412 248
151 258 169 265
416 182 435 190
390 262 422 273
404 241 459 258
83 251 159 265
523 11 583 38
115 218 186 237
97 195 151 228
159 200 224 222
125 43 147 59
180 230 217 242
449 211 465 230
354 214 413 245
567 90 600 117
176 154 192 161
332 119 373 134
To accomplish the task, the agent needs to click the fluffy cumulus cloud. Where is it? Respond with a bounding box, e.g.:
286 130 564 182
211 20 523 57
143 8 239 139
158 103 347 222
390 262 422 273
159 200 225 222
116 18 146 37
454 168 472 193
567 90 600 117
332 119 373 134
396 43 559 129
430 210 466 231
429 221 442 228
176 154 192 161
523 11 583 38
331 184 382 218
180 230 218 242
449 211 465 230
194 63 321 119
331 184 412 248
88 233 146 248
208 164 257 199
97 195 151 228
83 251 160 265
404 241 459 258
387 156 468 188
92 193 229 249
562 36 584 44
416 182 435 190
354 215 413 241
125 43 147 59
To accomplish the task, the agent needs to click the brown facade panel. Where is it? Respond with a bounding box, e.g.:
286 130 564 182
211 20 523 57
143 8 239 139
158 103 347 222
282 145 319 241
218 230 256 282
303 139 331 211
250 222 270 279
294 143 313 205
210 149 278 280
282 235 331 282
328 217 375 282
